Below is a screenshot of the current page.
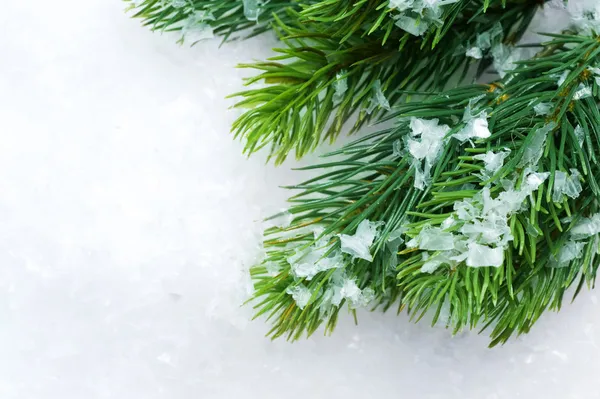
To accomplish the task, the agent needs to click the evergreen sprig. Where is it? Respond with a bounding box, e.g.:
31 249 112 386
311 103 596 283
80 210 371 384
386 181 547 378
231 0 542 163
250 32 600 345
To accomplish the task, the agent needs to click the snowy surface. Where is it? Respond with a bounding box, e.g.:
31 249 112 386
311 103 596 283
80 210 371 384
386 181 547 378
1 2 599 399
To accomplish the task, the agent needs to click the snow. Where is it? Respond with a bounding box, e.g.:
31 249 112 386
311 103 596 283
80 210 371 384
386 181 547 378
1 1 600 399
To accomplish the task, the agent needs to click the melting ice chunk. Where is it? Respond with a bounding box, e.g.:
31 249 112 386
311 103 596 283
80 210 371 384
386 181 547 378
288 229 342 280
552 169 583 203
473 149 510 177
334 71 348 101
573 83 592 100
518 123 556 168
394 16 430 36
243 0 268 22
533 102 552 116
552 240 586 267
286 285 312 309
465 242 504 267
409 227 456 251
339 219 383 261
570 214 600 240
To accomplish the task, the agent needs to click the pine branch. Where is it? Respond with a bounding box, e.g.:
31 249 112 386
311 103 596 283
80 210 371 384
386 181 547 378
231 0 542 164
249 32 600 344
125 0 300 43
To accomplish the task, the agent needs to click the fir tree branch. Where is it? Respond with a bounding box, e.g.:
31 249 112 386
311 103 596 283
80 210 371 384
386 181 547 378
232 0 542 164
125 0 300 42
249 32 600 344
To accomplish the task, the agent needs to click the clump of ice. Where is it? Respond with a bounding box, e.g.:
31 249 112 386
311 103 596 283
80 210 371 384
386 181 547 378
466 23 503 59
453 106 491 143
557 70 571 86
181 11 215 44
389 0 460 36
338 219 383 262
320 272 376 313
407 117 451 190
473 149 511 179
534 102 553 116
286 285 312 309
518 123 556 168
169 0 188 8
367 80 391 114
551 240 586 267
411 171 549 272
552 169 583 203
574 124 585 148
287 233 343 280
573 83 592 100
407 226 457 251
243 0 269 22
570 213 600 240
334 71 348 102
492 43 524 78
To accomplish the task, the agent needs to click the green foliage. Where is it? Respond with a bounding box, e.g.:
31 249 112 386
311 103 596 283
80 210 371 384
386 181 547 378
249 33 600 345
231 0 541 163
125 0 300 42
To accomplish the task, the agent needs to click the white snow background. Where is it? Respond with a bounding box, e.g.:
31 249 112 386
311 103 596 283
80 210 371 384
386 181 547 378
1 1 599 398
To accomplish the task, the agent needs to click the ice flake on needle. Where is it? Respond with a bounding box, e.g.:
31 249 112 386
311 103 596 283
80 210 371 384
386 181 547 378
473 149 510 178
288 229 342 280
552 240 586 267
573 83 592 100
286 285 312 309
338 219 383 262
570 214 600 240
552 169 583 203
518 123 556 168
466 23 503 59
407 117 451 190
243 0 269 22
453 97 491 143
407 226 456 251
367 80 391 113
334 71 348 102
533 102 552 116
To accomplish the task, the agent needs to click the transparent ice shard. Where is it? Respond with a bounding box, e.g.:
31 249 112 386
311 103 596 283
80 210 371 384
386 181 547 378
410 227 456 251
552 240 586 267
533 102 552 116
395 15 430 36
552 169 582 203
574 124 585 148
170 0 187 8
243 0 268 22
465 242 504 267
286 285 312 309
453 112 491 142
518 122 556 168
473 149 510 177
573 83 592 100
264 261 281 276
367 80 391 113
338 219 383 261
557 70 570 86
466 47 483 59
334 71 348 102
288 232 342 280
570 214 600 240
407 117 450 190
